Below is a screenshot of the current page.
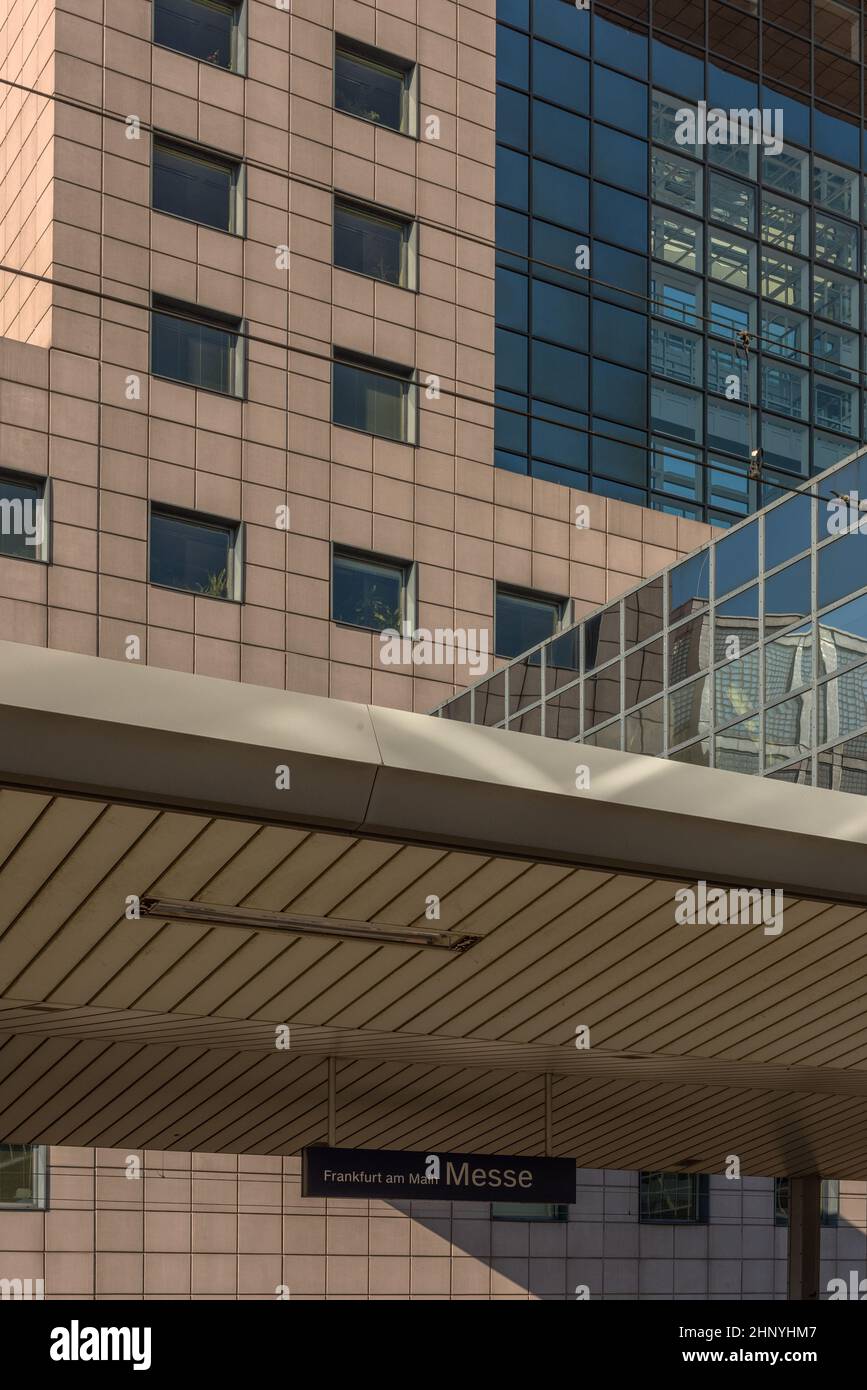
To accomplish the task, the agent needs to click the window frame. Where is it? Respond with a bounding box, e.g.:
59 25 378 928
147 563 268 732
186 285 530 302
491 1202 568 1222
148 502 244 602
332 195 417 290
639 1171 709 1224
494 582 570 660
152 0 246 76
332 348 417 444
774 1177 840 1227
333 35 417 138
0 468 51 564
152 134 245 236
150 296 246 399
0 1144 49 1211
330 543 416 634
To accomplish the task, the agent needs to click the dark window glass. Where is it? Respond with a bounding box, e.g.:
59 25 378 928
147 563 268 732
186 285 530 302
531 41 588 113
498 147 529 211
669 613 709 683
651 39 703 99
593 67 647 135
497 85 529 147
334 201 409 286
153 141 237 232
709 1 757 68
584 604 620 671
333 353 413 442
533 0 590 54
532 279 587 349
0 1144 45 1208
625 576 663 645
593 302 646 370
593 125 647 195
593 360 646 428
532 340 588 410
151 303 241 395
335 44 408 131
498 268 529 331
531 420 588 470
593 185 647 253
594 241 647 311
715 520 757 598
593 435 646 485
497 25 529 87
332 549 405 631
532 160 589 228
154 0 237 69
594 15 648 78
532 101 588 172
491 1203 568 1221
640 1172 708 1222
715 585 759 660
0 471 44 561
496 585 563 658
150 508 234 598
764 492 812 570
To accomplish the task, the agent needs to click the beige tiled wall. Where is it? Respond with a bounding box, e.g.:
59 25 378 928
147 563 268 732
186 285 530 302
2 1151 865 1300
0 0 56 345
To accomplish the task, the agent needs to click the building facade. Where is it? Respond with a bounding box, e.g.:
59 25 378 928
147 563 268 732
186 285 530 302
1 0 866 1299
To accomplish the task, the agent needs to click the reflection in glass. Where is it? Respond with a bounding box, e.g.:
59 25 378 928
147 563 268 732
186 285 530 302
767 757 811 786
669 738 710 767
715 520 758 598
669 672 711 747
583 719 621 750
510 704 542 734
764 492 812 569
585 604 620 671
765 624 812 701
715 713 760 774
476 673 506 726
715 650 760 727
669 549 710 620
765 693 811 768
584 661 621 729
624 578 663 647
818 731 867 795
625 640 663 708
442 691 471 723
625 698 664 756
669 614 709 685
546 628 580 692
764 556 811 636
818 593 867 676
509 657 543 712
818 665 867 744
714 586 758 662
544 682 580 740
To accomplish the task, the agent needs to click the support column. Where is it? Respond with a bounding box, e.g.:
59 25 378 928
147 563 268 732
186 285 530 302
787 1175 821 1300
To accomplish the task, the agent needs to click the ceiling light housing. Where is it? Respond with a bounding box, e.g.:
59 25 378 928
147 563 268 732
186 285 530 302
140 897 479 952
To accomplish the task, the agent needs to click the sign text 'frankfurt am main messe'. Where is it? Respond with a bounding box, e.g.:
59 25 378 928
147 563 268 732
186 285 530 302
302 1146 577 1203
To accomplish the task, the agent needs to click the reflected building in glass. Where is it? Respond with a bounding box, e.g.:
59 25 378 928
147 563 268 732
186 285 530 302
434 447 867 796
496 0 867 522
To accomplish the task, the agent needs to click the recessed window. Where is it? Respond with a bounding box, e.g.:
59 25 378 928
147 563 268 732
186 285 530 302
774 1177 839 1227
495 585 567 660
153 139 243 234
332 350 416 443
491 1203 567 1222
154 0 244 72
333 199 415 289
639 1171 709 1223
151 299 244 396
0 1144 47 1209
0 469 49 562
335 38 415 135
332 547 413 632
150 505 242 600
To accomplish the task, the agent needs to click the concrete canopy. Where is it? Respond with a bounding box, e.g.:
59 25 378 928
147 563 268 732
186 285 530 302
1 640 867 1176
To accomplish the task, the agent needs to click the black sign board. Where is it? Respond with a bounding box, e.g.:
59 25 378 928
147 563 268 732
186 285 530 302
302 1145 576 1203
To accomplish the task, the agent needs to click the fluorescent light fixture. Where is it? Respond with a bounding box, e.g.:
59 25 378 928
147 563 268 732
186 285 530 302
140 897 479 952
